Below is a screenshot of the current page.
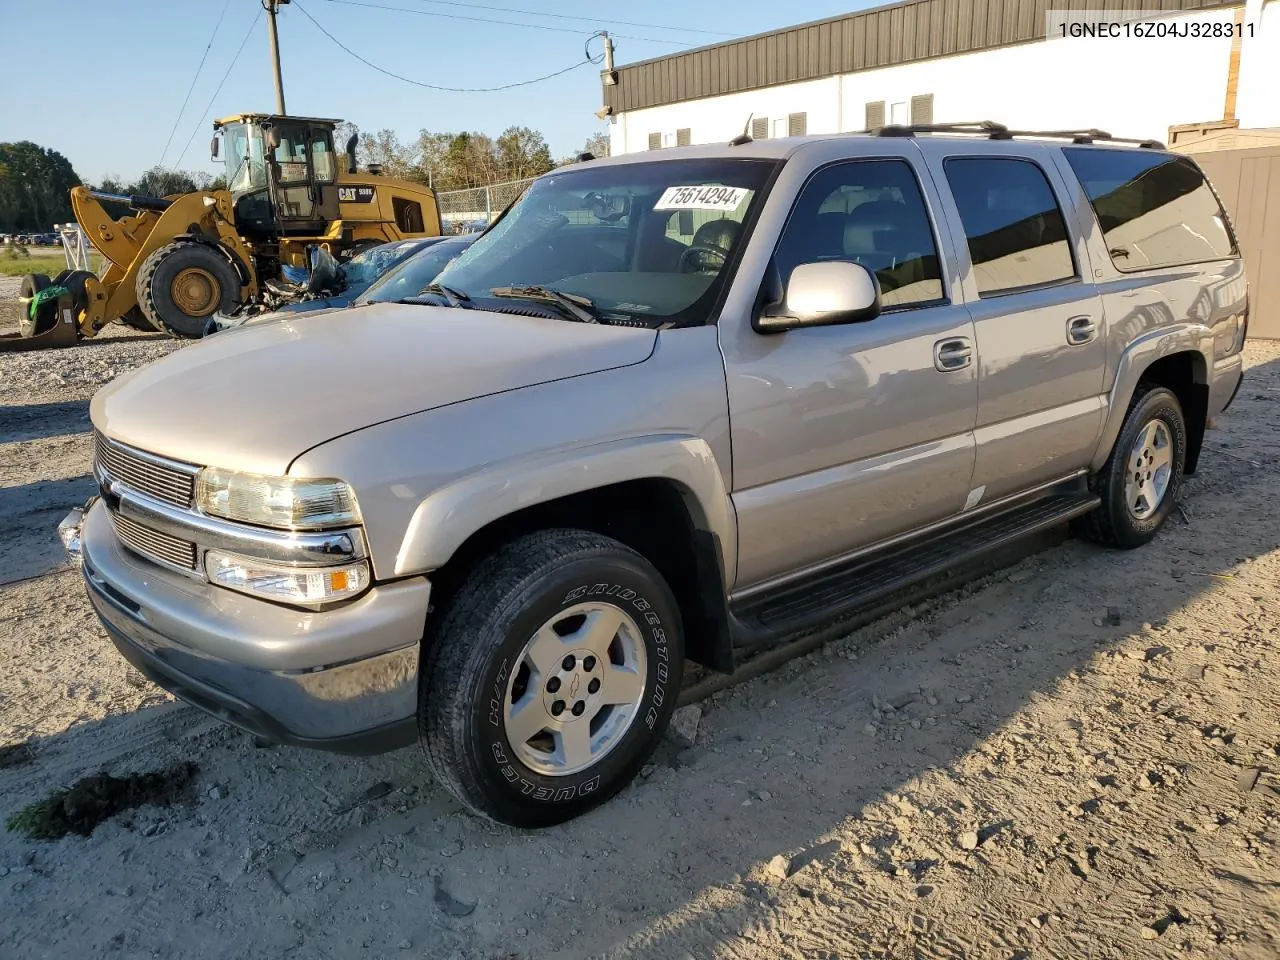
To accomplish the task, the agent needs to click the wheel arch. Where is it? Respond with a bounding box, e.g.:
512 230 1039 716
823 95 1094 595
1092 326 1212 475
401 436 737 674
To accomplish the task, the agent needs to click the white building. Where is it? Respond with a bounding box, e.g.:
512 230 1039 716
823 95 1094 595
602 0 1280 153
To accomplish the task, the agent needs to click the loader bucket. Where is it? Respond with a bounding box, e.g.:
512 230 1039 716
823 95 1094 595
0 285 81 352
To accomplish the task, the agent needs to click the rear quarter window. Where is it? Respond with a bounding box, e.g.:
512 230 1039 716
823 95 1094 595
1063 148 1236 272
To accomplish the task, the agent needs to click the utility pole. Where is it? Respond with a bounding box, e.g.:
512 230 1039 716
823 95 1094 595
266 0 291 115
602 31 615 75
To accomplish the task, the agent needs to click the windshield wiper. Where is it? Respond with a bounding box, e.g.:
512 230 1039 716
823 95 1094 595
398 282 470 309
489 285 599 324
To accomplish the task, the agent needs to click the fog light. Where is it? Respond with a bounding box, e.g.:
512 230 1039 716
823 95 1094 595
205 550 369 605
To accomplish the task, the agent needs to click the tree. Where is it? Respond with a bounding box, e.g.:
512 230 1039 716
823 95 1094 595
0 142 82 233
495 126 553 181
583 131 610 158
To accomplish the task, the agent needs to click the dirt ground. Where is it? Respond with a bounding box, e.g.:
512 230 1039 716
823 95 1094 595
2 297 1279 959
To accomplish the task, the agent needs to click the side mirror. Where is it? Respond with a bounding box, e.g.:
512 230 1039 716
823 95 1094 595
210 135 220 159
755 261 881 333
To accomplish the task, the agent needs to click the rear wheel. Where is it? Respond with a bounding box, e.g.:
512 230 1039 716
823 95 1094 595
18 274 53 337
1074 384 1186 549
420 530 684 827
136 241 241 339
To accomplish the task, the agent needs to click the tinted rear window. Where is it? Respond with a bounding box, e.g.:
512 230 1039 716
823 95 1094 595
1063 148 1236 271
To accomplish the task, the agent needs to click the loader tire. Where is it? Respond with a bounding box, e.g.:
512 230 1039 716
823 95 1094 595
18 274 54 337
136 241 241 339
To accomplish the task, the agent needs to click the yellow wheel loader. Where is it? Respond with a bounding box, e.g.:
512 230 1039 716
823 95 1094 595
3 115 441 349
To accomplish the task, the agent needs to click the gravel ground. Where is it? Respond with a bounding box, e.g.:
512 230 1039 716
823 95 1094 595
2 307 1279 960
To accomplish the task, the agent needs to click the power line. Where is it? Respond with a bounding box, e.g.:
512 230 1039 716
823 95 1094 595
173 9 263 169
320 0 685 45
296 1 606 91
401 0 735 37
157 0 233 169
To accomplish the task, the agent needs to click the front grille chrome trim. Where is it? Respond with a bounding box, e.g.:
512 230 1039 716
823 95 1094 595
110 512 199 574
94 433 199 508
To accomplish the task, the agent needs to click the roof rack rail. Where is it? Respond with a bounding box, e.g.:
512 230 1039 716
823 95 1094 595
869 121 1164 149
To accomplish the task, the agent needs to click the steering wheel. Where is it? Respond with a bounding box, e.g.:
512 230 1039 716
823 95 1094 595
678 244 727 274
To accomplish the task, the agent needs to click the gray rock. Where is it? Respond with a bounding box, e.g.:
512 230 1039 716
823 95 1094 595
668 705 702 747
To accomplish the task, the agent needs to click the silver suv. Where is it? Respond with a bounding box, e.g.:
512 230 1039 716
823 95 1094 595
62 122 1248 826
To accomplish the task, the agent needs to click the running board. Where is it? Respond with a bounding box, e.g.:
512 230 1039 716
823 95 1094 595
728 491 1100 649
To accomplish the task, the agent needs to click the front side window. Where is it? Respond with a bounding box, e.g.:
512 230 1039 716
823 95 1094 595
772 159 945 308
1063 148 1236 271
944 157 1076 297
433 158 776 327
271 124 311 184
311 132 335 183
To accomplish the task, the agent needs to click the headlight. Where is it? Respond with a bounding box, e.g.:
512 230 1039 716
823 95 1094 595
196 468 361 530
206 550 369 605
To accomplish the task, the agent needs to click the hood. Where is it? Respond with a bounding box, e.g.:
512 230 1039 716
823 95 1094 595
92 302 657 475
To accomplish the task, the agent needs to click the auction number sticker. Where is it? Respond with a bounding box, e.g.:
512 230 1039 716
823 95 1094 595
655 185 747 211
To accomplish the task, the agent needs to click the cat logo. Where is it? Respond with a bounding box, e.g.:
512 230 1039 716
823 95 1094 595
338 186 376 203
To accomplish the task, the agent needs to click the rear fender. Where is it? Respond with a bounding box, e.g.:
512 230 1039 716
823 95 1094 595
1090 323 1212 472
393 434 737 590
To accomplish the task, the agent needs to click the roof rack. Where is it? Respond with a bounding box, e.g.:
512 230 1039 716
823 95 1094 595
869 121 1164 149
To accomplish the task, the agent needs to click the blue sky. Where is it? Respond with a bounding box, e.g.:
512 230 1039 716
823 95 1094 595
2 0 871 185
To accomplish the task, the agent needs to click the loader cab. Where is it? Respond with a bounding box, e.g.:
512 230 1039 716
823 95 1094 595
213 114 342 240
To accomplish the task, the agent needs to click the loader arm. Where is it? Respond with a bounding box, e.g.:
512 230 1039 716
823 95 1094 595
68 186 258 333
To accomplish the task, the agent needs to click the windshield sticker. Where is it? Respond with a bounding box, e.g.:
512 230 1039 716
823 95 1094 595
654 185 747 211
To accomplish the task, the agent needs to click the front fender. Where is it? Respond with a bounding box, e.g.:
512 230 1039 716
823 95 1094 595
1089 322 1211 472
394 433 737 588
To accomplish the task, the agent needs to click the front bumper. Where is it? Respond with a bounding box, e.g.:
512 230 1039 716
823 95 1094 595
74 499 429 754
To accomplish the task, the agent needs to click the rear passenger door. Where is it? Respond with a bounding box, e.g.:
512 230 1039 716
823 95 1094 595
931 151 1107 504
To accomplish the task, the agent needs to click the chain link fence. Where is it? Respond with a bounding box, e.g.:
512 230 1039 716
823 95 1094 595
436 177 536 233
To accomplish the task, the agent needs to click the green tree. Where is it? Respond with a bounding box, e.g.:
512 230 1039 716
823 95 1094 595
0 141 82 233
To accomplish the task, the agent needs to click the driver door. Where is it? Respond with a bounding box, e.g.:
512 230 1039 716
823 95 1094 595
721 153 979 588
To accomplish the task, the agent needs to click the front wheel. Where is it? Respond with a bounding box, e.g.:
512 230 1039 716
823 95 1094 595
420 530 684 827
1074 383 1187 549
136 241 242 339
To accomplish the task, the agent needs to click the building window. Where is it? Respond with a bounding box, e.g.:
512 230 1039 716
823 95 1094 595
676 128 692 146
772 118 787 139
890 101 909 125
788 113 807 137
751 117 769 139
647 133 661 150
1063 148 1236 271
910 95 934 125
864 101 885 131
944 157 1077 297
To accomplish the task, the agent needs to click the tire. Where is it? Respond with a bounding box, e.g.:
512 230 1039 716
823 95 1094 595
18 273 53 337
59 269 96 312
135 241 241 339
1074 383 1187 549
420 529 685 827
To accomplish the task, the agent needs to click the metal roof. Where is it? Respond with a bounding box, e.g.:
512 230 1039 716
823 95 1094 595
602 0 1239 114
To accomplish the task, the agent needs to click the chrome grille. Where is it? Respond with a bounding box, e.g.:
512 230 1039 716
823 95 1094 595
110 513 198 571
94 433 196 508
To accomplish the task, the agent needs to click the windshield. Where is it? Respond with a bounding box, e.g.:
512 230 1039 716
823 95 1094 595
362 238 477 303
431 158 776 326
340 240 424 289
221 122 267 193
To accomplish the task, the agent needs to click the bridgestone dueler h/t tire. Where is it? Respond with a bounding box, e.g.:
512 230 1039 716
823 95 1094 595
135 241 241 339
1073 383 1187 550
420 530 685 827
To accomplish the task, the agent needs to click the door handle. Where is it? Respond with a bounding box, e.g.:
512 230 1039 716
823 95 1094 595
1067 316 1097 345
933 337 973 372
